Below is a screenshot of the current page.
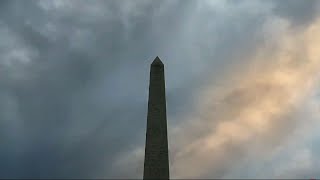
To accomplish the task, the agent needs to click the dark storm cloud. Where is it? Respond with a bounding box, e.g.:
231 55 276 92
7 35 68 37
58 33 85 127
0 0 200 178
1 0 319 178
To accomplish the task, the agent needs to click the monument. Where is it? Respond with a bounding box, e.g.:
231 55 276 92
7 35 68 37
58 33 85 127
143 57 170 179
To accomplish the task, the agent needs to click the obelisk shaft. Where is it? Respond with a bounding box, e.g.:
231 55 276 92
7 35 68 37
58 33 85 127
143 57 169 179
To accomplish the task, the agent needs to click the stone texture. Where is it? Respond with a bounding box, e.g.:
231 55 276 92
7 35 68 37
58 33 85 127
143 57 170 179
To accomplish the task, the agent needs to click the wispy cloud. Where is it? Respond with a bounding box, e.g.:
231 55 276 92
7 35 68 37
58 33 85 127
170 17 320 178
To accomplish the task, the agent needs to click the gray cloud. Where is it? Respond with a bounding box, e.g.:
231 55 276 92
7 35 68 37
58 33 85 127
0 0 200 178
0 0 320 178
271 0 320 28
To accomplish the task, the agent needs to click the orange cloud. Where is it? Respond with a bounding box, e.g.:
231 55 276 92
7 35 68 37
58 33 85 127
170 18 320 178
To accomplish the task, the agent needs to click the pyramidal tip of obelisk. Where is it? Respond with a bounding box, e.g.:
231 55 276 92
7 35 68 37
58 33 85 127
151 56 164 66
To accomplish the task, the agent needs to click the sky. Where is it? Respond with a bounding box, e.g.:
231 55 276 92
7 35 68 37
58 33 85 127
1 0 320 178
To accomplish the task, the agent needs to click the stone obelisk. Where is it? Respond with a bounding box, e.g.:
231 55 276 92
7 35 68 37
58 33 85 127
143 56 169 179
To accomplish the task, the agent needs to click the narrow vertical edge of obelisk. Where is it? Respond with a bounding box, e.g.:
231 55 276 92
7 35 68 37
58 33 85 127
143 56 169 179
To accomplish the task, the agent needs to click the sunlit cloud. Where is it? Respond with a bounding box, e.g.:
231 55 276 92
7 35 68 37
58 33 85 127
171 17 320 178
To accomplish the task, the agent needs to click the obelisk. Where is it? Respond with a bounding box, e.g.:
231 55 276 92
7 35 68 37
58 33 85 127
143 56 169 179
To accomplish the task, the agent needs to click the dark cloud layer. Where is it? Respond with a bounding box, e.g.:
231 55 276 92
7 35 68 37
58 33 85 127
0 0 196 178
0 0 319 178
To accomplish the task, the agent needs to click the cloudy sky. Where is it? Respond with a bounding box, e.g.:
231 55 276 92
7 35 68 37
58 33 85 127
1 0 320 178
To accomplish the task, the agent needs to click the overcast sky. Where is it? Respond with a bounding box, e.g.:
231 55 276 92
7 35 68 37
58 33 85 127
1 0 320 178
